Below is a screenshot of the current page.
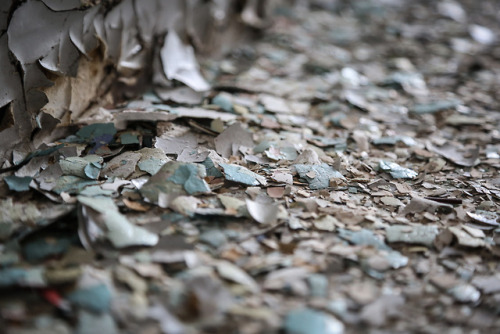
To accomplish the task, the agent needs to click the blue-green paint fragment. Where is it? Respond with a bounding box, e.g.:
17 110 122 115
142 91 162 103
378 160 417 179
4 176 32 192
68 284 111 313
0 268 26 287
76 123 116 153
183 176 210 195
168 164 211 195
280 146 298 160
201 157 223 178
385 224 439 247
284 308 344 334
337 228 408 270
23 234 74 263
383 72 426 93
308 274 329 297
212 94 234 113
307 135 347 151
15 144 64 165
293 164 344 190
411 99 460 114
77 123 117 142
151 104 174 112
329 114 347 127
161 213 185 223
28 144 64 159
140 162 210 203
0 267 45 287
137 148 169 175
199 229 228 248
317 101 342 115
138 158 165 176
265 145 298 161
120 133 140 145
253 141 271 153
84 163 101 179
337 228 390 251
220 163 266 186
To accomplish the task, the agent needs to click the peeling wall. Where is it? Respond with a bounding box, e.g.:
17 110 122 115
0 0 273 163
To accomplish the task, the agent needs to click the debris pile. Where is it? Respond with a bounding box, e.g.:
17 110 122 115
1 1 500 332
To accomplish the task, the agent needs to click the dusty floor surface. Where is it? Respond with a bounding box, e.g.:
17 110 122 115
2 1 500 333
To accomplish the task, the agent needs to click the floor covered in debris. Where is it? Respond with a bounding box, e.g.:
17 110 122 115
2 1 500 333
